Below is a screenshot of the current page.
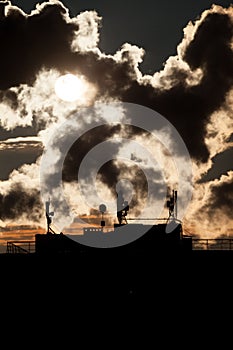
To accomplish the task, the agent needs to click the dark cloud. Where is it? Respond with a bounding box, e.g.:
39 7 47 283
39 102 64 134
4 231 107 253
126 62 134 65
0 1 233 229
1 3 233 160
66 51 137 99
0 183 43 221
1 3 233 163
199 147 233 183
95 141 166 213
0 1 77 89
0 143 42 180
120 82 211 162
120 12 233 163
62 124 158 186
184 12 233 79
0 117 47 141
227 134 233 142
61 123 165 215
96 160 153 217
60 10 233 163
62 124 122 183
0 89 18 109
207 180 233 218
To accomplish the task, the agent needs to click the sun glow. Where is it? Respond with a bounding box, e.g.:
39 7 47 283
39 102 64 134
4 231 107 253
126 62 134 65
55 73 89 102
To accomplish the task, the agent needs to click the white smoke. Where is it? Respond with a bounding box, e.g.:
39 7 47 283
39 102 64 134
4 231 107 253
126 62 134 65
0 1 232 239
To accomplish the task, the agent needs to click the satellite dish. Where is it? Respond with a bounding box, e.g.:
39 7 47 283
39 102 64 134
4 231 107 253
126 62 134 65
99 204 107 213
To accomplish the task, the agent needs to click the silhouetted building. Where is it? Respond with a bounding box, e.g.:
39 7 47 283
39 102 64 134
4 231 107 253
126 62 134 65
35 221 192 256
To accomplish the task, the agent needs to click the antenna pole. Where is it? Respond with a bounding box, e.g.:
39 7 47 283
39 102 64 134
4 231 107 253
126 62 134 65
175 190 178 219
45 198 54 234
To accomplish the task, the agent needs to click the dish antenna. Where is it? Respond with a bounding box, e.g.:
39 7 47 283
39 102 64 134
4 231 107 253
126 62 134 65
99 204 107 230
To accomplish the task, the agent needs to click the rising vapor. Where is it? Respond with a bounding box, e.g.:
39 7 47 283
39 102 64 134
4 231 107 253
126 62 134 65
0 1 232 237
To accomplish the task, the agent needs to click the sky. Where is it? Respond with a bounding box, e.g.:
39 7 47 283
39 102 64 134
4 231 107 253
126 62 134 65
0 0 233 252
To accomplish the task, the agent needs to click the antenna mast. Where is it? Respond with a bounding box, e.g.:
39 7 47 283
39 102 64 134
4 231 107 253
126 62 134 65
166 189 178 220
45 199 54 234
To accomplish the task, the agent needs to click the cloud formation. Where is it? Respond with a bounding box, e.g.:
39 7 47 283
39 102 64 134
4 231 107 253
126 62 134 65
0 1 232 237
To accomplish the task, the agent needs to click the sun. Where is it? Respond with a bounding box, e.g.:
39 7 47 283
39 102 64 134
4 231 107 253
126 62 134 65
55 73 88 102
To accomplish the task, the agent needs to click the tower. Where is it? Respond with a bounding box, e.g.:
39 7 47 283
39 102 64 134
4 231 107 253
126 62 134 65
117 191 129 225
45 199 54 234
166 189 178 220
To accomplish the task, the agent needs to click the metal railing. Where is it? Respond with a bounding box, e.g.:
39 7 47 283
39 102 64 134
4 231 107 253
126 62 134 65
6 236 233 253
192 238 233 250
6 241 36 254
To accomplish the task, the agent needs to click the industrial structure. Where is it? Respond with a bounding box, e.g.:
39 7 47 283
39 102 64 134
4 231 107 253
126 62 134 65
6 188 233 256
32 188 193 255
